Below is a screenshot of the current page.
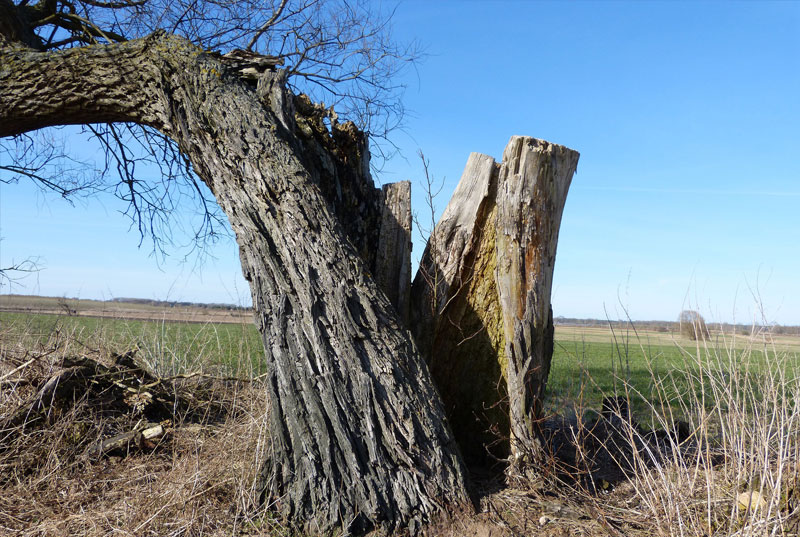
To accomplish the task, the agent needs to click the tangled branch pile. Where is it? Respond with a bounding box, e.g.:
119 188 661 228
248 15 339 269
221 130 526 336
0 341 270 536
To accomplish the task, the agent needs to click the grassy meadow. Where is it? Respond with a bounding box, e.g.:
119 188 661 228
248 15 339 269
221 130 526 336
0 310 266 378
549 325 800 414
3 304 798 417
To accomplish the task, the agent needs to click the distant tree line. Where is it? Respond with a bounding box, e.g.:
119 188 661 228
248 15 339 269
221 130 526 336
554 316 800 336
109 297 251 311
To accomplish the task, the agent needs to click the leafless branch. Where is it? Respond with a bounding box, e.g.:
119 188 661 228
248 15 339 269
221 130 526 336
0 257 41 291
80 0 146 8
2 0 417 255
85 123 227 258
0 131 102 199
245 0 288 50
413 150 447 319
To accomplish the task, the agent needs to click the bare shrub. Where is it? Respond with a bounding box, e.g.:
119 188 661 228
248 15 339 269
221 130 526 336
679 309 710 340
556 326 800 537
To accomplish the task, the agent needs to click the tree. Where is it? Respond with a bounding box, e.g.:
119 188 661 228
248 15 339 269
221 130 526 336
679 310 710 341
0 0 417 254
0 0 578 533
1 1 470 533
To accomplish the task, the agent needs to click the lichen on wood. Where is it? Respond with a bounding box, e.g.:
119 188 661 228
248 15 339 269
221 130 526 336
410 137 579 468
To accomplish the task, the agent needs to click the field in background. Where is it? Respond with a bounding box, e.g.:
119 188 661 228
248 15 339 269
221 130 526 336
550 324 800 414
0 310 265 378
0 294 252 324
556 324 800 350
4 297 799 415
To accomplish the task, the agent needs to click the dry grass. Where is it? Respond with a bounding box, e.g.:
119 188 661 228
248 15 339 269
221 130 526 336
0 323 275 537
636 332 799 536
548 325 800 537
2 312 798 537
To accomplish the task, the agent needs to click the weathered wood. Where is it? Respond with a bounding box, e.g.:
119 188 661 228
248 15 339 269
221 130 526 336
375 181 412 324
2 353 169 431
4 364 94 428
410 137 579 470
1 32 470 535
410 153 508 463
230 95 468 535
290 96 412 322
90 422 164 457
497 137 578 471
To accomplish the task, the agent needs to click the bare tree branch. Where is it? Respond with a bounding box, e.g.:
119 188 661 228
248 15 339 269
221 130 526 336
0 256 41 291
1 0 418 255
0 130 101 199
245 0 287 50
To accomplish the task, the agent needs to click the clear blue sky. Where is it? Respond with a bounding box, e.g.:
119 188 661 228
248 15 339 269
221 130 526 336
1 1 798 324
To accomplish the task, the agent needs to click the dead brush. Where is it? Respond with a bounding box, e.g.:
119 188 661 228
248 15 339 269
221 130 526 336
0 321 274 537
553 323 800 537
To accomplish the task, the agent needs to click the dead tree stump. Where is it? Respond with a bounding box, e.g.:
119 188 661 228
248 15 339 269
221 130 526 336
410 136 579 469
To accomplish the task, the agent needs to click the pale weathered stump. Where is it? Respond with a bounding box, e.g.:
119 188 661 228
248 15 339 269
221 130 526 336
410 137 579 469
497 137 579 471
410 153 508 463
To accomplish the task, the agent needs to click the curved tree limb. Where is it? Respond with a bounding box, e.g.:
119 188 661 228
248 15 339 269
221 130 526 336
0 31 471 534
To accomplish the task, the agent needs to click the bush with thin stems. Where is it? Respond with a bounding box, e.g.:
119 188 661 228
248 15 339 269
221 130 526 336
563 323 800 536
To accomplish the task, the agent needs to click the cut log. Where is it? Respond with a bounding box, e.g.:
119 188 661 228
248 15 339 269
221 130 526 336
142 423 164 440
410 136 579 469
90 422 165 457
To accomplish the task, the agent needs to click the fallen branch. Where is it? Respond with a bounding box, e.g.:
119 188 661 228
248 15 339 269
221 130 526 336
89 421 165 457
0 357 36 383
4 363 95 428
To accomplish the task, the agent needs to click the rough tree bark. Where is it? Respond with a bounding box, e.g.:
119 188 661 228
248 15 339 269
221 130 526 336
0 33 470 534
410 137 579 470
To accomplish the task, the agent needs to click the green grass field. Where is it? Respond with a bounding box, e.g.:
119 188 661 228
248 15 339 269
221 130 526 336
3 311 798 419
0 311 265 377
550 325 800 418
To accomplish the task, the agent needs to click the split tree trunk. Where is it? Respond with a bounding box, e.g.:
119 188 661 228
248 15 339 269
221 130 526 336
410 153 509 464
375 181 413 326
410 137 579 470
0 33 469 535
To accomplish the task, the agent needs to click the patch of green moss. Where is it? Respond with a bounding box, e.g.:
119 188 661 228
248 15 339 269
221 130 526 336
428 200 511 463
466 203 507 379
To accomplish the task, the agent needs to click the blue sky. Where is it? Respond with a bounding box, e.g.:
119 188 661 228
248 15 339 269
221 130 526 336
1 1 798 324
